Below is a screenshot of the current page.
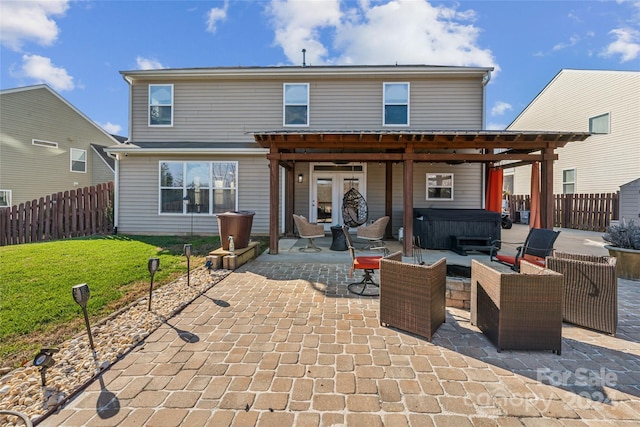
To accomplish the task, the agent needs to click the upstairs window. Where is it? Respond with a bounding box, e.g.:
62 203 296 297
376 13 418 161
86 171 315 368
149 84 173 126
426 173 453 200
383 82 409 126
70 148 87 173
563 169 576 194
589 113 609 134
283 83 309 126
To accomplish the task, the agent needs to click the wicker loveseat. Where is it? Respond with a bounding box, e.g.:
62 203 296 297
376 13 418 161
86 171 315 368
471 260 564 354
379 251 447 341
546 252 618 335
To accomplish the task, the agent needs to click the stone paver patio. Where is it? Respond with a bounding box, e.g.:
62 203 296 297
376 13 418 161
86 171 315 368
40 232 640 426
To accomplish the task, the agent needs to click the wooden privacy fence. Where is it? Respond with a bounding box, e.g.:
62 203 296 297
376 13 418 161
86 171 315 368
507 192 619 232
0 182 114 246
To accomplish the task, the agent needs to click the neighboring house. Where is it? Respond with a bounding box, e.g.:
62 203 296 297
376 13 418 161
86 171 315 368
0 85 122 207
107 65 588 254
505 69 640 197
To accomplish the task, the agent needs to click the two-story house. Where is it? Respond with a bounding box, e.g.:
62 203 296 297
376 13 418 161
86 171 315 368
107 65 589 254
505 69 640 197
0 84 121 207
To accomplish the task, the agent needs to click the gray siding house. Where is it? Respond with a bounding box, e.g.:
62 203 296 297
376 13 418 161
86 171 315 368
108 65 588 254
0 85 120 207
506 69 640 196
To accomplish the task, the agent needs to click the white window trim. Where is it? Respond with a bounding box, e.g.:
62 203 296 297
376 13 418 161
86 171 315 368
283 83 309 127
562 168 577 194
149 84 174 127
158 160 239 215
383 82 410 126
589 112 610 134
426 173 454 201
70 148 87 173
32 138 58 148
0 190 12 208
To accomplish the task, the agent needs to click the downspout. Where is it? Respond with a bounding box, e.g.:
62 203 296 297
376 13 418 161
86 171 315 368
107 152 119 234
481 70 492 209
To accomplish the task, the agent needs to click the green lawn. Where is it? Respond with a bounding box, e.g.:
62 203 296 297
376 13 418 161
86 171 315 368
0 234 232 368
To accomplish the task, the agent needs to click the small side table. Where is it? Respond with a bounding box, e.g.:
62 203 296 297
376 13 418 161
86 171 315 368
330 226 348 251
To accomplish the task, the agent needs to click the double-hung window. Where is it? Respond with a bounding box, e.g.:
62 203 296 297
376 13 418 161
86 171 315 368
426 173 454 200
383 82 409 126
70 148 87 173
589 113 610 134
160 161 237 214
0 190 11 207
149 84 173 126
563 169 576 194
283 83 309 126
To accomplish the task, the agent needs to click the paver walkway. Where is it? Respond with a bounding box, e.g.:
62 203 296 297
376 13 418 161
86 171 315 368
41 250 640 426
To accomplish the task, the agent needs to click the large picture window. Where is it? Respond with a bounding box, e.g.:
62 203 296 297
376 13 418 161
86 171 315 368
283 83 309 126
160 161 237 214
426 173 453 200
149 84 173 126
383 82 409 126
70 148 87 173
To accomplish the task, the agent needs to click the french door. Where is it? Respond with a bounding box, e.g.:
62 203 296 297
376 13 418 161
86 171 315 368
309 163 366 231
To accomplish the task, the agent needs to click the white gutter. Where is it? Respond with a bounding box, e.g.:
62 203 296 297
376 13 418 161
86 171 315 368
104 147 269 155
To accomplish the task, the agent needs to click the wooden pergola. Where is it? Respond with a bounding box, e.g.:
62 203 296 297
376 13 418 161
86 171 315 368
254 130 590 255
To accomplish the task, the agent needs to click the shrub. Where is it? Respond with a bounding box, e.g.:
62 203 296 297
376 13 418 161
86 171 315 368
603 219 640 250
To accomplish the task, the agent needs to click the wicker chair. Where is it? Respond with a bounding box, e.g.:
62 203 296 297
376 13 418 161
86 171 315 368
471 259 564 354
292 214 325 252
379 251 447 341
546 252 618 335
356 216 390 254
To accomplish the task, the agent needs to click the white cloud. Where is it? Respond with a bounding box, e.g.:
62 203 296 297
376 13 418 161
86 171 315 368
206 1 229 33
100 122 122 135
20 54 74 91
601 27 640 62
136 56 165 70
486 122 507 131
0 0 69 51
491 101 512 117
553 34 580 51
266 0 498 71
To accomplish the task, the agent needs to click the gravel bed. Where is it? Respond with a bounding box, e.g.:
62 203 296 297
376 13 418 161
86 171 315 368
0 267 230 426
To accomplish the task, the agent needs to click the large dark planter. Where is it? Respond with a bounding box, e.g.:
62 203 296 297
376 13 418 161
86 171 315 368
605 245 640 281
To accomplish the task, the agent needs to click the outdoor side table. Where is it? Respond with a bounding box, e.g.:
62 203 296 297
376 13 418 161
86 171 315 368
330 226 348 251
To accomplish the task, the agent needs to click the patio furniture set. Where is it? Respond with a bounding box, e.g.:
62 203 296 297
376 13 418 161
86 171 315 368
294 217 619 353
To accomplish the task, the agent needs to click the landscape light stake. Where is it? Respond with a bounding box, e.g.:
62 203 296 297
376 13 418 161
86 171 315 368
148 258 160 311
184 244 192 287
72 283 95 351
33 348 59 386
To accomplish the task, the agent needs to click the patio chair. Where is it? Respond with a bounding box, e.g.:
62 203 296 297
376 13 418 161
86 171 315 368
379 251 446 341
546 252 618 335
471 259 564 354
292 214 325 252
342 225 383 296
356 216 390 254
490 228 560 271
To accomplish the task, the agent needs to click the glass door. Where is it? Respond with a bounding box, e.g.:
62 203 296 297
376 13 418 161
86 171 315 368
310 164 366 231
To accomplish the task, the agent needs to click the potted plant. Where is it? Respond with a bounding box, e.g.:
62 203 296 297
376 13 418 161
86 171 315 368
603 219 640 280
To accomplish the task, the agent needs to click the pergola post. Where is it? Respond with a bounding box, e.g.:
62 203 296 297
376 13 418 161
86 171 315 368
269 156 279 254
403 152 414 256
541 149 555 229
385 163 393 239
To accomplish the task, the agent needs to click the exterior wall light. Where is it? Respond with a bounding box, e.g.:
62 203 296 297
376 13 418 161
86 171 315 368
148 258 160 311
72 283 95 351
298 174 304 183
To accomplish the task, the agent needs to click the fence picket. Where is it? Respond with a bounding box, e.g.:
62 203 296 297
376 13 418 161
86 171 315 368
0 182 114 246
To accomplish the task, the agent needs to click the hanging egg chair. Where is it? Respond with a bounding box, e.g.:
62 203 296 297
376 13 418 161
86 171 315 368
342 187 368 227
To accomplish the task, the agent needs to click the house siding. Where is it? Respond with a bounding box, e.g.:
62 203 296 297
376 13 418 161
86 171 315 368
0 86 118 206
130 75 483 142
119 67 488 236
117 154 269 235
508 70 640 195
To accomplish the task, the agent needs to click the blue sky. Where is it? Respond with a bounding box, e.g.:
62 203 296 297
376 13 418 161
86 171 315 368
1 0 638 137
